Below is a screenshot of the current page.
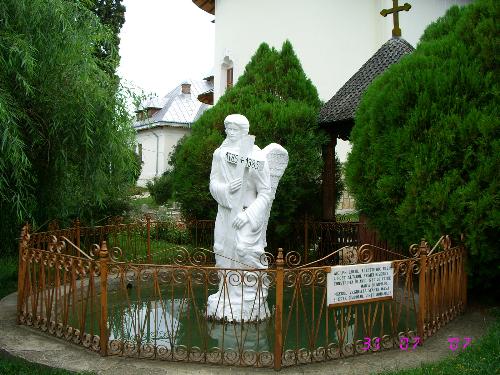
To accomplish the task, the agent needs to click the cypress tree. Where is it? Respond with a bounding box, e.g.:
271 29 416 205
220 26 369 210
170 41 343 244
345 0 499 290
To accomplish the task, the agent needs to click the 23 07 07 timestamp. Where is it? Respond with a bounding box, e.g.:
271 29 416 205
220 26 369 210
360 337 421 351
360 336 472 352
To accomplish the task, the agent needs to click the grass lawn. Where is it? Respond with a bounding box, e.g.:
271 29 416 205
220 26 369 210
105 229 198 262
377 313 500 375
0 353 93 375
128 195 159 210
336 211 360 222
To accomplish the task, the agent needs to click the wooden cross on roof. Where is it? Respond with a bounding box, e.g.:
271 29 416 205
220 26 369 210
380 0 412 38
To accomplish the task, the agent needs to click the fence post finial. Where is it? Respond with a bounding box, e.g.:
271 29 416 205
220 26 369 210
20 223 30 245
276 247 284 267
418 239 429 256
100 241 109 259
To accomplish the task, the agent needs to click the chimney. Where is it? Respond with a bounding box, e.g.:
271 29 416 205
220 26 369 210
181 82 191 94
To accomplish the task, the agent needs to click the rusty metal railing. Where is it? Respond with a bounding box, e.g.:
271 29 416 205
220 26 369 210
17 223 466 370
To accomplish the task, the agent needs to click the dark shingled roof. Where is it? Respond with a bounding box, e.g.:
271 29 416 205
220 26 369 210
319 38 414 128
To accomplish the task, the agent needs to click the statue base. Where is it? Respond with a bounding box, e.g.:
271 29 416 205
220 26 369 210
207 293 270 322
206 274 271 322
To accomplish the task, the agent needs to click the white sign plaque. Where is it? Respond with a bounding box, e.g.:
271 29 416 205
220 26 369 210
327 261 393 306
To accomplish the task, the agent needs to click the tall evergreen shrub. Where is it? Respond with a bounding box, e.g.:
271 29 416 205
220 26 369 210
170 41 343 242
345 0 499 289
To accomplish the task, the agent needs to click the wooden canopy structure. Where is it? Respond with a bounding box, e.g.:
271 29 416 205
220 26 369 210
318 37 414 220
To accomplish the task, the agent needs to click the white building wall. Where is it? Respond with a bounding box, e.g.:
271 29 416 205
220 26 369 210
214 0 471 102
136 126 191 187
212 0 471 161
397 0 472 48
214 0 386 102
163 126 191 169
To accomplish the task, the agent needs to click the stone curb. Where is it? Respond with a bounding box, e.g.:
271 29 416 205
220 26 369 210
0 292 494 375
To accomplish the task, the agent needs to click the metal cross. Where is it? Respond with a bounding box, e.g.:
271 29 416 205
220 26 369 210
380 0 412 38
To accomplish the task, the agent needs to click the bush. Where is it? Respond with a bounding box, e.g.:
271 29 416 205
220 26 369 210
0 257 18 299
147 171 173 205
345 0 499 290
154 221 191 245
169 41 343 244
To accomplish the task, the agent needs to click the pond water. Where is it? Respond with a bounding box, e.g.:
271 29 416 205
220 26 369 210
106 284 273 352
75 282 416 354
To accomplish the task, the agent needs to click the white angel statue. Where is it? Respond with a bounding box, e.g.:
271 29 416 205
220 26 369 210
206 114 288 322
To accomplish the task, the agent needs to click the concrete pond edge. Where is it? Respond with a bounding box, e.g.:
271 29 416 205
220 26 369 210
0 292 495 375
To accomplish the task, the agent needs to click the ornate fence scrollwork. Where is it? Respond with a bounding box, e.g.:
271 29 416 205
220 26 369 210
356 244 375 264
17 222 466 369
285 251 302 268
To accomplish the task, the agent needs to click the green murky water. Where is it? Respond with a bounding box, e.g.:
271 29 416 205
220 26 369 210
76 282 417 353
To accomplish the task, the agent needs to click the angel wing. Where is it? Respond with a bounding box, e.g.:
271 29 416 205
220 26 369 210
261 143 289 249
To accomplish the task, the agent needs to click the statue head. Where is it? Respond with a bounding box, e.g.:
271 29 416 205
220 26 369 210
224 114 249 142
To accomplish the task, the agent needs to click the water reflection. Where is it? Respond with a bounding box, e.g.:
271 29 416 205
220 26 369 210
107 295 271 352
207 319 269 352
108 297 188 349
103 287 415 354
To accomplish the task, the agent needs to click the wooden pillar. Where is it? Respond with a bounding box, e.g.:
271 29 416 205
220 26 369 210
274 248 284 371
322 135 337 221
99 241 109 356
304 214 309 264
462 242 467 311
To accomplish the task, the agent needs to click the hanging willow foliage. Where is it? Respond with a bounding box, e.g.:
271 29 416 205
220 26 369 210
0 0 139 255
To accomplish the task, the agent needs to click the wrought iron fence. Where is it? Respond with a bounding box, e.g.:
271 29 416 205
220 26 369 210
17 222 466 370
28 216 403 265
416 237 467 338
17 233 102 353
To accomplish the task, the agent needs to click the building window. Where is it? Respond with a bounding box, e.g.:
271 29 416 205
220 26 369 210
226 68 233 89
221 54 234 95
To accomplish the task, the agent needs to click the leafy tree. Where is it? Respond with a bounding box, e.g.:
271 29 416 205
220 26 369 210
170 41 343 244
345 0 499 289
0 0 138 256
77 0 126 76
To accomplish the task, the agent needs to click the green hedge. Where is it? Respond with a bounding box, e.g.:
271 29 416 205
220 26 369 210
345 0 499 290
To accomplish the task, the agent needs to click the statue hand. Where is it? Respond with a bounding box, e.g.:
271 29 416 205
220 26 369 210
229 178 242 194
232 211 248 229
